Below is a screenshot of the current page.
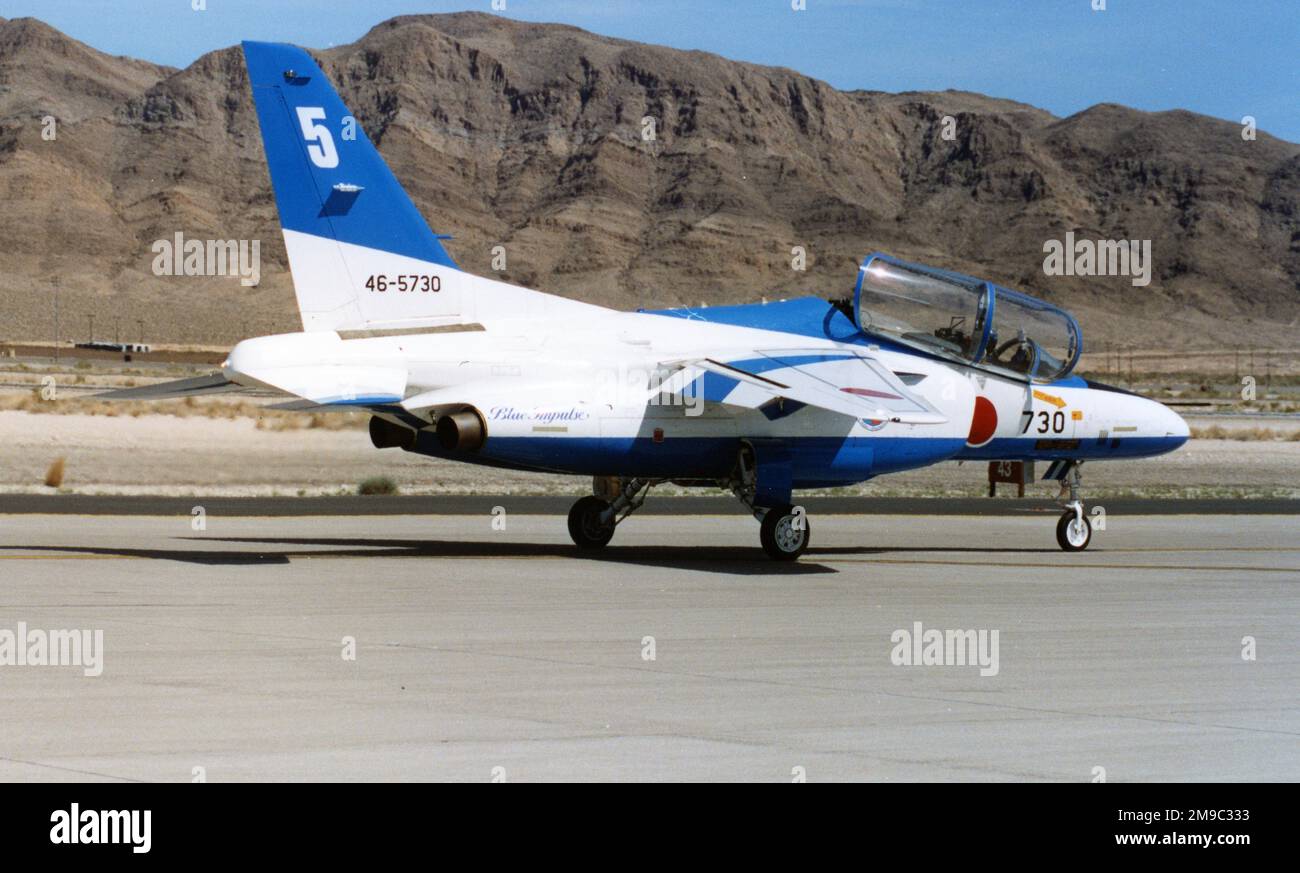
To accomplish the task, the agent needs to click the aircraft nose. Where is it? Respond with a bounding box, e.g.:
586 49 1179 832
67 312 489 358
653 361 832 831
1154 399 1190 449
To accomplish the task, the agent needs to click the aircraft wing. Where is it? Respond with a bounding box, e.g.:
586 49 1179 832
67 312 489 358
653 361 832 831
662 349 947 425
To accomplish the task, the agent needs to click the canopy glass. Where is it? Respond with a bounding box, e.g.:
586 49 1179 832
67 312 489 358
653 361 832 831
852 254 1081 382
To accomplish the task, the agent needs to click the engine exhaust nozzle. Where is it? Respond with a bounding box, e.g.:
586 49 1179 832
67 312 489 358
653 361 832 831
369 416 416 451
436 409 486 452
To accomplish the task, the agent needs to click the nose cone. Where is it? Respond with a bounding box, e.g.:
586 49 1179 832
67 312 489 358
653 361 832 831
1153 399 1190 452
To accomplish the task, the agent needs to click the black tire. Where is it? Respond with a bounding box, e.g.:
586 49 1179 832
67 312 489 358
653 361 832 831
1055 510 1092 552
759 504 810 561
568 496 615 550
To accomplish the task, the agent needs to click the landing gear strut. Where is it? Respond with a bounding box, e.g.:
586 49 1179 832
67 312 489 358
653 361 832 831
566 478 654 551
729 443 810 561
1055 461 1091 552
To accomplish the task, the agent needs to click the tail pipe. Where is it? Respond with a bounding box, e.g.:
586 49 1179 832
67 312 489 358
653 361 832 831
369 416 416 451
436 409 487 452
370 409 486 453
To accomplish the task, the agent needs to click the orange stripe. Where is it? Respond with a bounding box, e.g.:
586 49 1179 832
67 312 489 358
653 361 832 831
1032 390 1066 408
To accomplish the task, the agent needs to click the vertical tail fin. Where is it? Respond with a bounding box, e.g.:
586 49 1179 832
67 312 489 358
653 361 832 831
244 41 456 330
242 40 602 332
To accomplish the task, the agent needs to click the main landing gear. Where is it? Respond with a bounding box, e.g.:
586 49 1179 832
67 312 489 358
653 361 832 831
565 445 812 561
567 478 654 551
1054 461 1092 552
757 504 811 561
730 443 809 561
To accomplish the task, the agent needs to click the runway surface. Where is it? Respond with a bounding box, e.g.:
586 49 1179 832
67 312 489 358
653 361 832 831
0 511 1296 782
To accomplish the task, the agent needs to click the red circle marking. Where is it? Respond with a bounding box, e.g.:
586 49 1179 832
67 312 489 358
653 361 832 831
967 396 998 446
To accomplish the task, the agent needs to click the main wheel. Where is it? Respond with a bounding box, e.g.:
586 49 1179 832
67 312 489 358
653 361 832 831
568 496 615 550
759 504 810 561
1055 510 1092 551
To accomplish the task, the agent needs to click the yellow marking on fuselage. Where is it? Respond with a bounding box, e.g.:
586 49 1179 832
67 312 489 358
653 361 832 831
1032 390 1066 408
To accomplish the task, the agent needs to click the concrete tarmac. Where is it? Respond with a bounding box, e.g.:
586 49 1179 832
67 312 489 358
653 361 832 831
0 511 1296 782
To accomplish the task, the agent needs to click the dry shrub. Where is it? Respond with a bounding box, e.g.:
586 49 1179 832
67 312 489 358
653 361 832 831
357 475 398 496
44 457 66 488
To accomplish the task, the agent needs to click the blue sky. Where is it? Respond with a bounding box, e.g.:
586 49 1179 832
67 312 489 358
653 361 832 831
4 0 1296 142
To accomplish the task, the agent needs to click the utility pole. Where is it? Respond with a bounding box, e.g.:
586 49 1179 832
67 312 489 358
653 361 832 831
137 319 145 346
52 278 60 362
88 314 94 344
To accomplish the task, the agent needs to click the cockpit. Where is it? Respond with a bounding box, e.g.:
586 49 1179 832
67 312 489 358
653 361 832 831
851 253 1081 382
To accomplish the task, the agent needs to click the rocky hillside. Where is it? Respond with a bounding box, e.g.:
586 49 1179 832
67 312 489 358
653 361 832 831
0 12 1296 349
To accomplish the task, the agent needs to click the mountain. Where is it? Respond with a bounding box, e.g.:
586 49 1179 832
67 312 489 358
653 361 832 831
0 12 1296 350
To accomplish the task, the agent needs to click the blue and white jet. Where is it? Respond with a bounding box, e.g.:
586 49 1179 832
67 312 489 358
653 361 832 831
106 42 1190 560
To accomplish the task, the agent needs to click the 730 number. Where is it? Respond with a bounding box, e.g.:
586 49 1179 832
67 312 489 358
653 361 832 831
1034 410 1067 434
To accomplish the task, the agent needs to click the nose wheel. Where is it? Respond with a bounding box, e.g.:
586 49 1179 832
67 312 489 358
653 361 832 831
1054 461 1092 551
1056 509 1091 551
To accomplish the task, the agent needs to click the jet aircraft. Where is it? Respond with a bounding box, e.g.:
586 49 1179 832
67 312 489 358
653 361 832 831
102 41 1190 560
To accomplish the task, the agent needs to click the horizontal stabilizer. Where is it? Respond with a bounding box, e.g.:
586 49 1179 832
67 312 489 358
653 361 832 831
264 398 330 412
230 364 407 407
94 374 246 400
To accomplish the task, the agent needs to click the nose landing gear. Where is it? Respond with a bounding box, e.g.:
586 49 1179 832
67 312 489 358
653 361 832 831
1056 509 1091 551
1054 462 1091 551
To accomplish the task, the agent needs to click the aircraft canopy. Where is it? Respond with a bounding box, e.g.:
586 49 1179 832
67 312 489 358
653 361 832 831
852 254 1082 382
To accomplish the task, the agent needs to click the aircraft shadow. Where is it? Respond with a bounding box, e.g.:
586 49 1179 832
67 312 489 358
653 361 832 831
3 544 291 566
195 536 1060 556
186 536 838 575
3 538 833 575
3 538 1062 573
